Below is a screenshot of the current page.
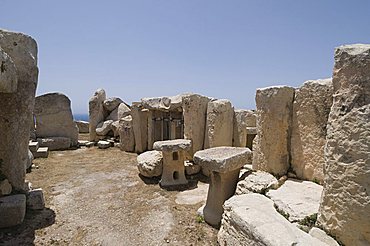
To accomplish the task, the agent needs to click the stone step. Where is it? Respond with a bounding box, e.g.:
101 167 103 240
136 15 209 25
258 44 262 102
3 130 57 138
28 141 39 153
33 147 49 158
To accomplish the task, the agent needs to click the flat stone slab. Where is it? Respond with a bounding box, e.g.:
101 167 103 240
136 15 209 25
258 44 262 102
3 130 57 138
236 170 278 195
218 193 327 246
37 137 71 150
309 227 339 246
153 139 192 152
34 147 49 158
27 188 45 210
0 194 26 228
266 179 323 222
193 147 251 173
98 140 110 149
28 141 39 152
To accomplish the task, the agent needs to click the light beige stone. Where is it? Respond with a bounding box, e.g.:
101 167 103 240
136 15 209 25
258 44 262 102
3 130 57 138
317 44 370 246
89 88 106 141
0 47 17 93
75 120 89 133
252 86 295 176
36 137 72 151
26 149 34 169
97 140 110 149
0 29 38 190
309 227 339 246
131 103 149 153
137 150 163 177
103 97 123 112
118 116 135 152
34 93 78 146
96 120 113 136
236 170 278 195
182 94 210 156
204 99 234 149
106 103 131 121
232 109 255 147
291 78 333 183
218 193 327 246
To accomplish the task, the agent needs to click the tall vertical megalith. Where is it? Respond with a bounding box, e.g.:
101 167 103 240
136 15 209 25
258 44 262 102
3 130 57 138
252 86 294 176
89 88 106 141
0 30 39 190
317 44 370 246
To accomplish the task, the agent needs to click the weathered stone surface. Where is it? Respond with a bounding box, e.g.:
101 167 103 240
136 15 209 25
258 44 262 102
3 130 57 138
97 140 110 149
204 99 234 148
106 103 131 121
232 109 255 147
75 120 89 133
194 147 251 173
184 161 201 175
0 47 18 93
218 193 326 246
96 120 113 136
153 139 192 152
0 179 12 196
0 194 26 228
118 115 135 152
26 188 45 210
309 227 339 246
266 179 323 222
37 137 71 150
182 94 210 156
252 86 295 176
26 149 34 169
103 97 123 112
34 93 78 146
141 94 186 111
236 170 278 195
317 44 370 246
0 29 38 190
131 104 149 153
89 88 106 141
291 78 333 183
34 147 49 158
137 150 163 177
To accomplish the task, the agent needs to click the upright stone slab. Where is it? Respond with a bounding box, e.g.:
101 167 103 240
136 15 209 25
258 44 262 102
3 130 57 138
0 47 17 93
131 103 149 153
0 30 38 190
119 115 135 152
252 86 295 177
204 99 234 149
89 88 106 141
291 79 333 183
34 93 79 147
317 44 370 246
232 109 255 147
183 94 210 156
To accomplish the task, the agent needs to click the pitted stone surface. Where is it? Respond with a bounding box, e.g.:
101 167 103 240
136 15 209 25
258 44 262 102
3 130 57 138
153 139 192 152
0 47 18 93
0 194 26 228
137 150 163 177
236 170 278 195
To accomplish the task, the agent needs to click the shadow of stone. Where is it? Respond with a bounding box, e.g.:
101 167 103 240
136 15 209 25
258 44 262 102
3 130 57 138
0 207 56 246
160 179 198 191
138 174 161 185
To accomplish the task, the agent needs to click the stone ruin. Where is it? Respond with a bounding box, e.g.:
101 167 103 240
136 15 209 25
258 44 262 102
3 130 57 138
0 29 45 228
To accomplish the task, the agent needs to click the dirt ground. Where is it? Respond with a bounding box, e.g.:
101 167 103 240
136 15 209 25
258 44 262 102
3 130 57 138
0 135 218 246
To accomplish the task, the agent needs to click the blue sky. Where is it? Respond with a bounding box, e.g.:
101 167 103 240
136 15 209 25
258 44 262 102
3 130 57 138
1 1 369 113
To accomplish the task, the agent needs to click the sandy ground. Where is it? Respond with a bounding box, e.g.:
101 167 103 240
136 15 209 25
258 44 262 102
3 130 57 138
0 135 217 246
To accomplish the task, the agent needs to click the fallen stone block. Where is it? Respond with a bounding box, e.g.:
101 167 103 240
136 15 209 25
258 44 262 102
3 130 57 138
0 194 26 228
33 147 49 158
137 150 163 177
28 141 39 153
26 188 45 210
37 137 71 150
236 170 278 195
97 140 110 149
75 120 89 133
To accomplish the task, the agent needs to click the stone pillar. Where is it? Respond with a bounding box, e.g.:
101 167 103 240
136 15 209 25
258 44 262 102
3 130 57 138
119 115 135 152
252 86 294 177
232 109 255 147
147 110 154 150
131 103 149 153
89 88 106 141
291 79 333 183
204 99 234 149
317 44 370 246
0 30 39 190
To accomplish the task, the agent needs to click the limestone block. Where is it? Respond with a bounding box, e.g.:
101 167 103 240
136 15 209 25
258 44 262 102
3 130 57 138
153 139 192 152
37 137 71 150
0 47 17 93
236 170 278 195
0 29 38 190
252 86 295 176
185 161 201 175
89 88 106 141
317 44 370 246
103 97 123 112
309 227 339 246
131 104 149 153
266 179 323 222
75 120 89 133
137 150 163 177
34 147 49 158
291 78 333 183
217 193 327 246
34 93 78 146
141 94 185 111
232 109 255 147
0 194 26 228
97 140 110 149
0 179 12 196
182 94 210 156
119 116 135 152
106 103 131 121
204 99 234 149
26 188 45 210
96 120 113 136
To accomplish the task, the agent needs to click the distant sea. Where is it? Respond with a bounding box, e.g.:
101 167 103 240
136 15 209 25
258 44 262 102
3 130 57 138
74 114 89 122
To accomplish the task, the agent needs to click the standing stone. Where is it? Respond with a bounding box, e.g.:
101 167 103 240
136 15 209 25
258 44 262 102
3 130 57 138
0 47 18 93
34 93 79 147
0 30 38 190
119 115 135 152
75 120 89 133
103 97 123 112
232 109 255 147
106 103 131 121
252 86 295 177
204 99 234 149
183 94 210 156
317 44 370 246
291 79 333 183
89 88 106 141
131 103 149 153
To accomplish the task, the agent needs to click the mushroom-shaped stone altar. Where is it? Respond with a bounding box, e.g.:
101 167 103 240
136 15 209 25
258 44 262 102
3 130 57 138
153 139 192 187
194 146 251 227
